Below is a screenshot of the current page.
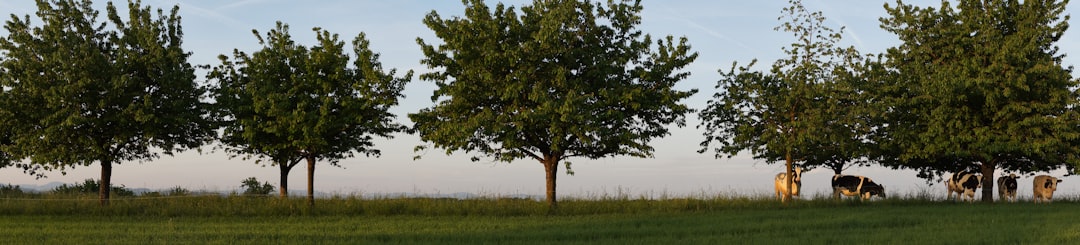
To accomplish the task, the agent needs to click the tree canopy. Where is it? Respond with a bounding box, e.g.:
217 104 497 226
875 0 1080 202
0 0 212 205
208 22 410 206
412 0 697 210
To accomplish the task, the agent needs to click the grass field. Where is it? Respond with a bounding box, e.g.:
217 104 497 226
1 194 1079 244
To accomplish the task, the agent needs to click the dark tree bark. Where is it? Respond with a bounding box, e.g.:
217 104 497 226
980 161 997 203
99 159 112 206
306 156 317 207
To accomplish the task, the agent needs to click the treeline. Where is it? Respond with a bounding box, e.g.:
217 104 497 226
2 0 1079 212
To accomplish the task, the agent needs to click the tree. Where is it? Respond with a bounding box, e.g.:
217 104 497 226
208 22 410 207
875 0 1080 202
0 0 212 205
412 0 697 210
698 0 865 202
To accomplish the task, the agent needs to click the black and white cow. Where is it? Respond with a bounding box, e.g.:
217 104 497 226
774 166 803 202
831 174 886 200
947 171 982 202
996 174 1019 202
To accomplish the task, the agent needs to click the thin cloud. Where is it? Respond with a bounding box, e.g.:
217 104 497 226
216 0 272 12
808 0 867 51
170 2 249 31
657 4 758 54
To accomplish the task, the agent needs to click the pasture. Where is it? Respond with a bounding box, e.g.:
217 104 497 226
1 193 1080 244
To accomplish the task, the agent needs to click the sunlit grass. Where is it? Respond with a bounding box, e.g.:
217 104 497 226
0 188 1073 216
2 190 1080 244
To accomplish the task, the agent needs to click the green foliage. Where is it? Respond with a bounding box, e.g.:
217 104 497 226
0 0 212 204
874 0 1080 199
51 179 134 197
240 177 275 196
413 0 697 208
208 22 410 205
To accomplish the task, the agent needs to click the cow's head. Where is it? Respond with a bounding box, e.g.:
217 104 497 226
861 184 886 199
792 166 804 183
1045 177 1062 190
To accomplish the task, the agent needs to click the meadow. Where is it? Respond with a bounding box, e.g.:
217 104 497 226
2 191 1080 244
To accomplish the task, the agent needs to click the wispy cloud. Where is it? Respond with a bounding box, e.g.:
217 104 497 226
216 0 272 12
169 1 249 31
657 4 758 54
807 0 866 50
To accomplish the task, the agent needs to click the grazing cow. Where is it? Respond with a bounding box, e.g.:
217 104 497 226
1033 175 1062 203
831 174 886 200
774 166 803 201
946 171 982 202
997 174 1019 202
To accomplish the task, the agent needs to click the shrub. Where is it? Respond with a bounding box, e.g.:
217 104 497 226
52 179 135 197
240 177 275 196
0 184 23 195
167 186 190 196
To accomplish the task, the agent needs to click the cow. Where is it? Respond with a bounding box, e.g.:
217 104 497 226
1033 175 1062 203
946 171 982 202
774 166 803 202
996 174 1019 202
831 174 886 200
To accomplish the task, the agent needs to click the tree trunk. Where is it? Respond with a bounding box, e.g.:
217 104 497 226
99 159 112 206
306 156 316 208
783 149 793 203
980 161 996 203
279 162 291 198
542 157 558 213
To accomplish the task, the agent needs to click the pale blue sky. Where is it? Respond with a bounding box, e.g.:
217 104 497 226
2 0 1079 199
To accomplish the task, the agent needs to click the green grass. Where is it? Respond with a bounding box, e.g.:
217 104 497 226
1 194 1079 244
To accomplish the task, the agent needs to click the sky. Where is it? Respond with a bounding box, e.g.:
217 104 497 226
2 0 1080 200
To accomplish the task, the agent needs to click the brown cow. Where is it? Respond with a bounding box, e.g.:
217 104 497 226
1033 175 1062 203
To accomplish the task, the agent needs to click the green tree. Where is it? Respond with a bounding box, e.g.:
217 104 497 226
698 0 865 202
875 0 1080 202
208 22 410 207
412 0 697 210
0 0 212 205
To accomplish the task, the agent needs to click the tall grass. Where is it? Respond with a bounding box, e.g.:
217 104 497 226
5 189 1080 244
0 188 1059 217
1 199 1079 244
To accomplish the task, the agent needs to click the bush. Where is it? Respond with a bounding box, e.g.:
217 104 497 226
167 186 190 196
52 179 135 197
0 184 23 195
240 177 275 196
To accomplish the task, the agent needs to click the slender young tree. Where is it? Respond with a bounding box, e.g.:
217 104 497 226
412 0 697 211
698 0 866 202
0 0 212 205
208 22 410 207
875 0 1080 202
